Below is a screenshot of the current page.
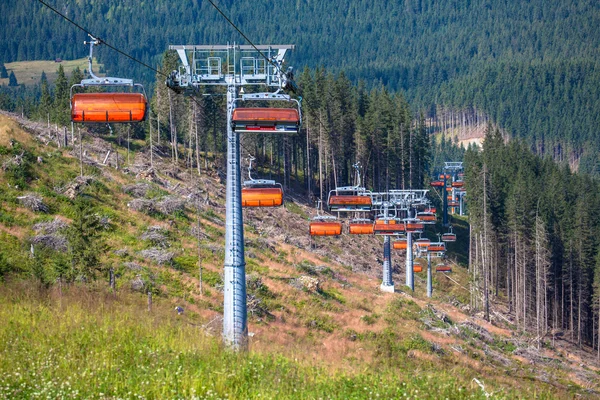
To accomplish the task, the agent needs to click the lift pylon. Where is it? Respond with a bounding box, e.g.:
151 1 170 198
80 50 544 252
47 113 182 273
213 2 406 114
166 43 298 350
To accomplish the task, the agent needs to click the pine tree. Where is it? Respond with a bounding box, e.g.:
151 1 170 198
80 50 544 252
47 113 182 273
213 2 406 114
53 64 69 125
8 71 17 86
0 62 7 79
65 198 105 281
38 71 53 122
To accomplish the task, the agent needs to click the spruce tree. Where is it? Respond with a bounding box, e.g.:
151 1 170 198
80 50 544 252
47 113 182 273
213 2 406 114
8 71 17 86
0 62 7 79
53 64 69 125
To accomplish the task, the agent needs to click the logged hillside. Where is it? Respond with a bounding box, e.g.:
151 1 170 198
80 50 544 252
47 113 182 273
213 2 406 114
2 0 600 171
1 113 600 398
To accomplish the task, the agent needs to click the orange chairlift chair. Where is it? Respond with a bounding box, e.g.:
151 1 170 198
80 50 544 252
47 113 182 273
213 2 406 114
241 157 283 207
393 236 408 250
348 218 374 234
404 218 424 233
231 92 301 134
309 201 342 236
374 217 405 235
327 163 372 212
441 226 457 242
436 264 452 273
71 35 147 123
416 207 436 224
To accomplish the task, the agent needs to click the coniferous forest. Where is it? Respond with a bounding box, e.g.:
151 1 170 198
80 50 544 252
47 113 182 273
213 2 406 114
1 0 599 173
466 127 600 351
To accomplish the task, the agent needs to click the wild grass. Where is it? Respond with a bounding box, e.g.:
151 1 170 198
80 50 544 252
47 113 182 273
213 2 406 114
0 281 528 399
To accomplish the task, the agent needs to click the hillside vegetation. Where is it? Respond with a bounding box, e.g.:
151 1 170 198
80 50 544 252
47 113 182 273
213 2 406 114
1 0 599 171
1 113 599 398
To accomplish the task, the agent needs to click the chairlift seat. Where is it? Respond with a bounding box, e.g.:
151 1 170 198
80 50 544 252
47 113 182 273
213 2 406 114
442 233 457 242
405 222 424 232
393 239 408 250
413 264 423 273
328 195 372 211
310 221 342 236
232 108 300 134
448 201 459 207
374 222 405 235
349 221 374 235
452 181 464 188
427 244 446 252
436 265 452 273
415 238 431 247
241 187 283 207
71 93 147 123
430 181 444 187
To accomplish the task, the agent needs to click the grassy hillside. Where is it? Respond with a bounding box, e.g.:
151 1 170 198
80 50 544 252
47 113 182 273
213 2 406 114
0 113 599 398
0 58 102 87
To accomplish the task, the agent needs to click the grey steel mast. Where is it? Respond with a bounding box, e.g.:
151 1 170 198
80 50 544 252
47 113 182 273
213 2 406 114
167 44 296 349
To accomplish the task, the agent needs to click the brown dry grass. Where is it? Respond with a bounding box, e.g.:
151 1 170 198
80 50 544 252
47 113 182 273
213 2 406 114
0 114 34 147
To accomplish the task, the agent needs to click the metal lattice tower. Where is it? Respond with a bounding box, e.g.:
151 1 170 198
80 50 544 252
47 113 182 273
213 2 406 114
167 43 295 349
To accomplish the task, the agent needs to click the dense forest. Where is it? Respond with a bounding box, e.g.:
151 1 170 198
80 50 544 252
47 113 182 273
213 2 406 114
1 0 599 172
466 127 600 353
7 55 455 201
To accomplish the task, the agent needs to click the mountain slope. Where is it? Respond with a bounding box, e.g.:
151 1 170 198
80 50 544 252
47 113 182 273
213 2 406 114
0 113 599 398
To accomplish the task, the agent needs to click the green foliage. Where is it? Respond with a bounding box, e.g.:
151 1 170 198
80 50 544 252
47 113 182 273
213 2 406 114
0 62 7 79
0 142 35 188
360 313 380 326
173 255 198 274
65 198 106 281
0 288 535 399
7 71 17 87
201 269 222 288
385 297 422 323
0 251 10 281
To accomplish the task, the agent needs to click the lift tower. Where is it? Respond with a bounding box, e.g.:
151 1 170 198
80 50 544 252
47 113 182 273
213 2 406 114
167 44 296 349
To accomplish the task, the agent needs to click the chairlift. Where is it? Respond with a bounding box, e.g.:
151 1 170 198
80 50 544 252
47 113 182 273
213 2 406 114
404 218 424 233
427 242 446 252
448 201 459 208
374 218 405 235
231 92 301 134
452 181 464 188
348 218 374 234
392 237 408 250
439 174 451 180
71 36 147 123
436 264 452 273
309 201 342 236
241 157 283 207
413 264 423 273
441 226 457 242
430 180 444 187
415 237 431 248
327 163 372 211
416 210 436 223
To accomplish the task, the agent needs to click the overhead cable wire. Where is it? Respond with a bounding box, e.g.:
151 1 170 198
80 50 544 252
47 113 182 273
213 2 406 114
36 0 168 79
